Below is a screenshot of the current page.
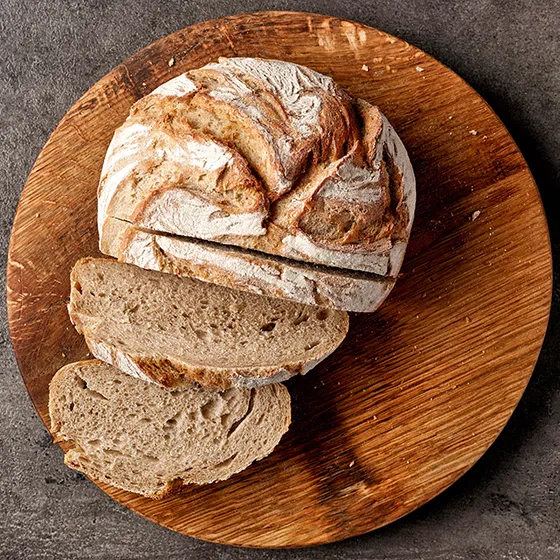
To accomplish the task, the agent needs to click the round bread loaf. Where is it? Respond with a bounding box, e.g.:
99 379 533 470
99 57 415 310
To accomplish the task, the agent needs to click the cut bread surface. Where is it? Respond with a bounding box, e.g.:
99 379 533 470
49 360 291 498
68 258 349 388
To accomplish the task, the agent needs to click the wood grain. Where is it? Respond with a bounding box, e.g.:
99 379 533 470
6 11 552 548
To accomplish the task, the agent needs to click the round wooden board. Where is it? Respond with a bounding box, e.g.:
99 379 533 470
7 11 552 548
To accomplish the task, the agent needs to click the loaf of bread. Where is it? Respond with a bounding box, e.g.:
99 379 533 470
68 258 349 388
98 57 415 309
49 360 291 497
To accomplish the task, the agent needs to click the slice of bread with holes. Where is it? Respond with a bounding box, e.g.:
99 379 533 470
68 258 349 388
49 360 291 498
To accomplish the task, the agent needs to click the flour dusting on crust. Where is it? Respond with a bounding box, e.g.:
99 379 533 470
149 74 197 97
98 57 416 286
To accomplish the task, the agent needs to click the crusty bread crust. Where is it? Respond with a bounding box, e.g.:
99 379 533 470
84 336 329 389
98 57 415 280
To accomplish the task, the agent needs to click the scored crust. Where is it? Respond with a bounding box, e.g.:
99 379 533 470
98 57 416 279
98 107 268 251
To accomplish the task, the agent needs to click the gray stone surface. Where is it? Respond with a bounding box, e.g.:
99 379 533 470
1 0 559 558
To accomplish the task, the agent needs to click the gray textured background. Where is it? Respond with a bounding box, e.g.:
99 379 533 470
1 1 559 558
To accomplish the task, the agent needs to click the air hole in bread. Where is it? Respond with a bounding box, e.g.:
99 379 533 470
316 309 330 321
88 439 101 447
96 272 104 281
105 449 123 457
70 373 85 389
112 379 122 385
215 452 238 470
227 416 244 437
305 341 320 351
260 322 276 332
201 398 221 420
221 388 236 401
74 282 83 294
194 329 211 342
87 388 109 401
227 389 256 437
293 312 310 326
68 402 75 411
139 418 151 424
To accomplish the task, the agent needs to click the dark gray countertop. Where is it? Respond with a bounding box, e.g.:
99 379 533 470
1 1 558 558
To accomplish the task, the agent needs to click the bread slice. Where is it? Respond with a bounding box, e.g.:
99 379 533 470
68 258 349 388
49 360 291 498
103 216 395 313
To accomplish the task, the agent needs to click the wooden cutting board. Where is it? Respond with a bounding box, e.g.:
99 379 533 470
6 11 552 548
